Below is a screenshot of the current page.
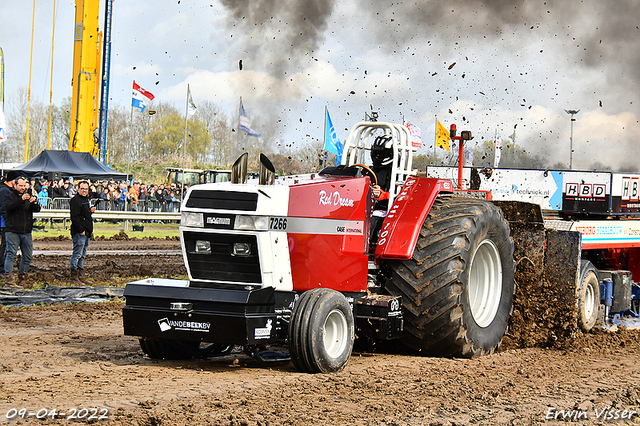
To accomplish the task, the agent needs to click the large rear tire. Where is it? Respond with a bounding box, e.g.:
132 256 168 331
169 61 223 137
289 288 355 373
577 260 600 331
385 196 515 358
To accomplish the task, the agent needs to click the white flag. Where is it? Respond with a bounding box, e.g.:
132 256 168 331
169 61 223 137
465 148 474 167
239 101 261 137
187 88 197 117
494 133 502 168
404 118 422 148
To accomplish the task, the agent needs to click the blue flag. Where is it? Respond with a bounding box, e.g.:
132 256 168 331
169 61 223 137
239 102 261 137
324 109 343 165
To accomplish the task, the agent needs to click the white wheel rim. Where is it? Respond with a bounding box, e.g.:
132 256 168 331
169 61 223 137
323 308 348 359
468 239 503 328
584 278 596 320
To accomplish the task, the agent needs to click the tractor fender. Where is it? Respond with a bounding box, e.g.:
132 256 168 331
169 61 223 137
374 177 454 261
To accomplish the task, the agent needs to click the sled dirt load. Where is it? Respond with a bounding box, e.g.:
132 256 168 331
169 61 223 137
385 196 515 357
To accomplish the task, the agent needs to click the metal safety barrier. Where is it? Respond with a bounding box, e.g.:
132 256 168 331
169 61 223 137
34 210 181 222
40 198 181 213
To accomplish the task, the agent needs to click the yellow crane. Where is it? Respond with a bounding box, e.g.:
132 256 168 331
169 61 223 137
69 0 102 157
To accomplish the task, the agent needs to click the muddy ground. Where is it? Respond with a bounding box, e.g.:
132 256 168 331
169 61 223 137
0 237 639 425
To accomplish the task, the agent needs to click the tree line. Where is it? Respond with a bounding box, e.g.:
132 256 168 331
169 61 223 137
4 88 630 176
2 88 326 176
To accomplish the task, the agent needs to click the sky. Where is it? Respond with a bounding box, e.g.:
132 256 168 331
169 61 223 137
1 0 639 170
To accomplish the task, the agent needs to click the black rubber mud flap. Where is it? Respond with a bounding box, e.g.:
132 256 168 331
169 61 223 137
139 339 233 360
385 196 515 358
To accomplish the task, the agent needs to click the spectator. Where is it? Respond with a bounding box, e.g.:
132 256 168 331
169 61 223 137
0 170 18 282
108 183 120 211
128 181 140 211
154 185 165 211
139 183 148 211
37 186 49 208
30 178 42 194
88 181 99 200
69 180 95 285
148 185 158 212
161 185 172 212
116 183 127 211
67 177 77 197
51 179 66 200
98 188 109 210
169 191 178 212
3 176 41 287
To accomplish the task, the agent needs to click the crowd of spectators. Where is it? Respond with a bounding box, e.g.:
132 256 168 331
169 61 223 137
27 177 186 212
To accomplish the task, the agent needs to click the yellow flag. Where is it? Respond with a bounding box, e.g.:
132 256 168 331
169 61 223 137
436 120 450 152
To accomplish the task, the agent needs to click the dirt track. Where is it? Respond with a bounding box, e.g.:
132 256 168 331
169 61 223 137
0 238 639 425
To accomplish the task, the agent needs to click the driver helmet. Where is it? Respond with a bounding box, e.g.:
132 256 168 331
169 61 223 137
371 135 394 167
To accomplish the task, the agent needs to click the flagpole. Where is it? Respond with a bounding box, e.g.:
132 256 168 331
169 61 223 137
182 84 189 200
47 0 56 150
494 127 497 168
127 95 133 183
25 0 36 162
323 106 327 168
433 117 437 159
236 97 242 161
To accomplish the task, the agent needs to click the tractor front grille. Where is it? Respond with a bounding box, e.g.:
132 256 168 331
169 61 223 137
183 231 261 284
186 190 258 211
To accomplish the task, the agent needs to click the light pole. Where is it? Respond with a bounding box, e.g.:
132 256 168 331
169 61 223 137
565 109 580 170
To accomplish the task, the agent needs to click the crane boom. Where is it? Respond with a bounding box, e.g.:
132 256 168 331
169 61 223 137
97 0 114 164
69 0 101 156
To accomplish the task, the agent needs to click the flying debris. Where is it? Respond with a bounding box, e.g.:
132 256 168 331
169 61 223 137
448 62 456 70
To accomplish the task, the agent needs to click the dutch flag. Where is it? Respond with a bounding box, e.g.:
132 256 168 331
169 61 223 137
132 81 155 112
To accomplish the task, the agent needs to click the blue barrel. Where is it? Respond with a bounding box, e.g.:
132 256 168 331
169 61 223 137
602 278 613 307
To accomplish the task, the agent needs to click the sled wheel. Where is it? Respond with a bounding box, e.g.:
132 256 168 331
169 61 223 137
578 260 600 331
139 338 232 360
385 196 515 358
289 288 355 373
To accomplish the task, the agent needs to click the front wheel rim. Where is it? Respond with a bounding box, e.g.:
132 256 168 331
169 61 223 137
323 309 349 358
468 239 503 328
584 278 596 320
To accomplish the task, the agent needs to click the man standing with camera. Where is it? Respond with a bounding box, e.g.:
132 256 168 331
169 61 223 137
69 180 95 285
4 176 41 287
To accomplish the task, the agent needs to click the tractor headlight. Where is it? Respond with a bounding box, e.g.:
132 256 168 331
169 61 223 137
232 242 252 256
234 215 269 231
195 240 211 254
182 212 204 227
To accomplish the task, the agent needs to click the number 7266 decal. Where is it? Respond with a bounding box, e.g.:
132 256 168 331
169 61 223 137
269 217 288 230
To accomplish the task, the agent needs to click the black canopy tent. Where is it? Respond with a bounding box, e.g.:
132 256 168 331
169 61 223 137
8 150 127 181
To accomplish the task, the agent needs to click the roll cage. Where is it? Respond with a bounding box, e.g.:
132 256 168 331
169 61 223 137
341 122 418 207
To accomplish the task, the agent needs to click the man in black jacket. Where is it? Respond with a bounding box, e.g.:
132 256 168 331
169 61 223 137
69 180 95 284
0 170 18 281
4 176 41 287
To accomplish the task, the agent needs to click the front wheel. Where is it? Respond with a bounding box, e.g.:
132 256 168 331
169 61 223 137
385 197 515 358
289 288 355 373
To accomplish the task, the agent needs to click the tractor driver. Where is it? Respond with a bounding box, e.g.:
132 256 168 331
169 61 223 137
369 135 394 251
370 135 393 210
